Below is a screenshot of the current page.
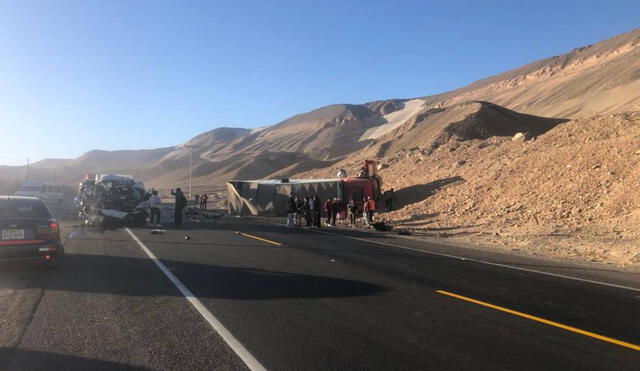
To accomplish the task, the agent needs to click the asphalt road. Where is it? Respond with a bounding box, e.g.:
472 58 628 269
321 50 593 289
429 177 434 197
1 216 639 370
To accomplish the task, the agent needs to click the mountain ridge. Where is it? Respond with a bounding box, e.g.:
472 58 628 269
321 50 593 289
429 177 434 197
1 28 639 194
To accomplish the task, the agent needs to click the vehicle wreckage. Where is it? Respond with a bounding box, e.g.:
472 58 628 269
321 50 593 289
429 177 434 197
75 174 150 227
227 160 383 216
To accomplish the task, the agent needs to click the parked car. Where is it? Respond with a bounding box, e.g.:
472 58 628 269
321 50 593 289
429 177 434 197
14 181 65 204
0 196 64 265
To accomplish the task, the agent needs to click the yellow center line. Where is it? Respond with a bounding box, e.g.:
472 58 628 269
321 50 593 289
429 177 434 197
236 232 282 246
435 290 640 352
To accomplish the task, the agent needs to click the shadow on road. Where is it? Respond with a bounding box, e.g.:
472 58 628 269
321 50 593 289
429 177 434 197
0 253 385 301
0 348 149 371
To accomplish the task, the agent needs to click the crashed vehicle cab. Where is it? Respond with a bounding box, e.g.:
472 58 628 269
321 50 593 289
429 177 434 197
77 174 150 227
339 160 383 212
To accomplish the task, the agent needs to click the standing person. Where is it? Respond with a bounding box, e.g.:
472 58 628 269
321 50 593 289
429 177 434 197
171 188 187 226
323 198 333 226
363 197 371 227
385 188 396 212
286 193 296 227
201 193 208 209
194 194 200 209
295 196 304 227
365 196 376 227
330 198 339 226
308 196 315 228
348 198 358 227
312 195 322 228
303 196 312 227
149 190 162 225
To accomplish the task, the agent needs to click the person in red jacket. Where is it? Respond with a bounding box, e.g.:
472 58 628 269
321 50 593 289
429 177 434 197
364 196 376 227
323 198 333 226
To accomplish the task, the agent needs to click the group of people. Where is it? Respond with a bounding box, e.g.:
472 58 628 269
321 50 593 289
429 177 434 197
193 193 210 209
287 195 321 228
163 187 396 229
286 194 378 229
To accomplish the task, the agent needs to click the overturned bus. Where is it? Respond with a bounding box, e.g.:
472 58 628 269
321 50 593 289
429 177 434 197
227 160 383 216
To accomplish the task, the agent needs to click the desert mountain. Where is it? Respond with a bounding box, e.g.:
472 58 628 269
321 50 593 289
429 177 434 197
1 28 638 197
421 28 640 118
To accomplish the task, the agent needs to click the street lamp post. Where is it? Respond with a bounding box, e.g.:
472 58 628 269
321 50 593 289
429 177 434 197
183 140 198 200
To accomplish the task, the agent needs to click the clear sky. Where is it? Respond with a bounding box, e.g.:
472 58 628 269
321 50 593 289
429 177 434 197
0 0 638 166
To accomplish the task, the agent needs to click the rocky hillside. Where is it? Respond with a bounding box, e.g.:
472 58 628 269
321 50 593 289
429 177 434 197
302 111 640 267
3 29 639 197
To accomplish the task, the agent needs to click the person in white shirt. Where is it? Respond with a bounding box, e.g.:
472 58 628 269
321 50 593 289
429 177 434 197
149 190 162 225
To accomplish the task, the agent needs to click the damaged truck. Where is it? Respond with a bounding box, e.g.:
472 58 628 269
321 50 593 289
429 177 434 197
227 160 383 216
75 174 150 227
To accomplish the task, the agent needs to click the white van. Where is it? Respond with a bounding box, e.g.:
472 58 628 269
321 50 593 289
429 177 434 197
14 181 64 204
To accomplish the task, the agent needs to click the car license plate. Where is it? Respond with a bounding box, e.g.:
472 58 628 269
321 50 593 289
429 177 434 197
2 229 25 240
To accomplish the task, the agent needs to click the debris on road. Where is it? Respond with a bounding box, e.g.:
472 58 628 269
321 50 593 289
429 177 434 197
372 221 393 231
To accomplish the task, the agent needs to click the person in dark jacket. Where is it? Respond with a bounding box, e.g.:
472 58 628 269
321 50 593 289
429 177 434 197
312 195 322 228
200 193 208 209
384 188 396 212
286 193 296 227
303 196 312 227
171 188 187 226
295 196 304 227
329 198 340 226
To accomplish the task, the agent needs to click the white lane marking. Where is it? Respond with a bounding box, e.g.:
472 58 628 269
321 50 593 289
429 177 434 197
258 220 640 293
125 228 267 371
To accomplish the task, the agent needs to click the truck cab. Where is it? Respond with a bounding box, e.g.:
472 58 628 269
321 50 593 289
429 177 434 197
339 160 383 212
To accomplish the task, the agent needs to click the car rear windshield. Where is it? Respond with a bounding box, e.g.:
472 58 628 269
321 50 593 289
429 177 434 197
0 199 51 218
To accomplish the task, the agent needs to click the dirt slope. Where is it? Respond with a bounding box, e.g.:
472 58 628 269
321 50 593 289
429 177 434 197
302 111 640 267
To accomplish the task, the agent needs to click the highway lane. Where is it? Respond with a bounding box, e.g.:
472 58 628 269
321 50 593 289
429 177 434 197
2 216 638 370
1 226 247 370
128 218 639 370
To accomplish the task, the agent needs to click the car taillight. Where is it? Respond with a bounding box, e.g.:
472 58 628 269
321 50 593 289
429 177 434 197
36 220 60 242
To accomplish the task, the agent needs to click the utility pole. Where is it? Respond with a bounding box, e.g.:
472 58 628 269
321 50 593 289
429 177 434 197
183 140 198 200
26 158 30 181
